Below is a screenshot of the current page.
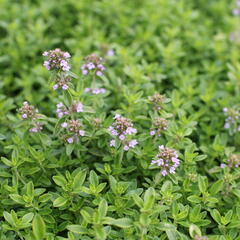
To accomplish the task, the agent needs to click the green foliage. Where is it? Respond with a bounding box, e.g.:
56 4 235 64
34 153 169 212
0 0 240 239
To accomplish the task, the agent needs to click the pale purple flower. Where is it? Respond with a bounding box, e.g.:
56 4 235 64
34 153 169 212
233 8 240 15
96 71 103 76
62 84 69 90
128 139 138 148
58 112 64 118
87 63 95 69
79 130 85 136
57 102 64 108
220 163 226 168
67 137 74 144
119 135 125 141
107 49 115 56
161 170 168 176
110 139 116 147
42 51 49 56
53 84 59 90
43 61 50 70
22 113 28 119
75 103 83 112
126 127 137 135
63 52 71 58
150 130 156 136
61 122 68 128
224 123 230 129
29 127 38 133
123 145 129 151
82 69 88 75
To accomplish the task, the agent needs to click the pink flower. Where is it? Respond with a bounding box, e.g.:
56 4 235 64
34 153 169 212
22 113 28 119
61 122 68 128
150 130 156 136
119 135 125 141
110 139 116 147
128 139 138 148
62 84 69 90
42 51 49 56
123 145 129 151
79 130 85 136
53 84 59 90
67 137 74 144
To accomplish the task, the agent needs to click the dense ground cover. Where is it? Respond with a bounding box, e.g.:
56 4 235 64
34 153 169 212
1 0 240 239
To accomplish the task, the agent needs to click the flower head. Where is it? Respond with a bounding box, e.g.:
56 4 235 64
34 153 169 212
84 88 106 95
19 101 39 120
61 119 85 144
151 146 180 176
18 102 43 133
42 48 71 72
108 114 138 150
81 53 106 76
149 93 167 110
150 117 167 136
223 107 240 134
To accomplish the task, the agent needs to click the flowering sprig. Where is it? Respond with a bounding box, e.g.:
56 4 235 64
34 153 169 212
81 53 105 76
56 101 83 118
220 154 240 169
149 93 168 111
61 119 85 144
150 117 168 136
223 107 240 134
18 101 43 133
108 114 138 151
233 0 240 16
43 48 71 72
151 145 180 176
52 75 72 91
84 88 106 95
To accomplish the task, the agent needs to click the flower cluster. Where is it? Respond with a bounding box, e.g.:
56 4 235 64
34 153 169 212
53 75 72 91
150 117 168 136
84 88 106 95
223 107 240 134
81 53 105 76
56 101 83 118
233 0 240 16
19 101 43 133
61 119 85 144
151 145 180 176
109 114 138 151
43 48 71 71
149 93 167 110
221 154 240 169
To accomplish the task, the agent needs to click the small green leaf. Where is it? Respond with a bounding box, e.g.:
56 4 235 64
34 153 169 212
22 213 34 224
53 175 67 187
32 214 46 240
210 180 223 195
53 196 68 207
198 176 208 193
67 225 88 234
98 199 108 219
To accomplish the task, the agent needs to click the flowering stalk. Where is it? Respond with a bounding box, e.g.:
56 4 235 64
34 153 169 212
223 107 240 135
18 101 44 133
151 145 180 176
81 53 107 96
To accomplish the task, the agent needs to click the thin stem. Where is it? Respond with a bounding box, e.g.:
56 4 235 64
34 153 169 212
13 168 26 185
115 147 124 168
